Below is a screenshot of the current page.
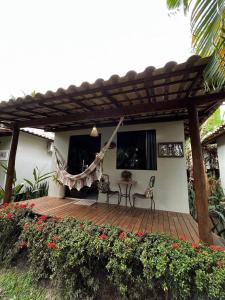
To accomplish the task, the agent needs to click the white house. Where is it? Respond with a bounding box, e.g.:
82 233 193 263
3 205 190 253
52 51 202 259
202 124 225 192
0 55 224 243
0 128 54 187
49 121 189 213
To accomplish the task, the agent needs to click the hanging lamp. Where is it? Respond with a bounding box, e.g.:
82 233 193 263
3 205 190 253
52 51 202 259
90 125 99 137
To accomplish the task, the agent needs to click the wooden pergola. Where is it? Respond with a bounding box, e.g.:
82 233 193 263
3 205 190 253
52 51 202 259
1 55 225 243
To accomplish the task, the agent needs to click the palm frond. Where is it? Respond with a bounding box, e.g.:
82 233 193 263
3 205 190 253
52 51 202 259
166 0 190 13
191 0 225 88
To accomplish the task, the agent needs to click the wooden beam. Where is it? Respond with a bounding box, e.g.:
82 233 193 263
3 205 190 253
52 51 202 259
3 126 20 203
51 114 188 132
188 104 213 244
101 90 121 107
17 92 225 128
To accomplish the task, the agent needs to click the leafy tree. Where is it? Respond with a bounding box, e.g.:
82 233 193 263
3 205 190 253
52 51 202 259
201 107 224 137
167 0 225 89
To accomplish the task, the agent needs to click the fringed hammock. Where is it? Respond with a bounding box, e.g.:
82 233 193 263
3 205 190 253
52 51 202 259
54 117 124 191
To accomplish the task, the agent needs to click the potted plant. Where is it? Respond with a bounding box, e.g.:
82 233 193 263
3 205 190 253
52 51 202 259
121 170 132 181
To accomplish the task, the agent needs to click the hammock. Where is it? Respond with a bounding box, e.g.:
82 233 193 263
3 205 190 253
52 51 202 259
54 117 124 191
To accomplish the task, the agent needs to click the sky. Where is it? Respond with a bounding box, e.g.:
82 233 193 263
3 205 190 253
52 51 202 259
0 0 192 101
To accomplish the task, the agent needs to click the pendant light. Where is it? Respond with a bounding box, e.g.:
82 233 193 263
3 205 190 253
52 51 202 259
0 123 11 132
90 125 99 137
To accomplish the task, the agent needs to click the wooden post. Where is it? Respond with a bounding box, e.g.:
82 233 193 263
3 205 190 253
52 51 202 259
3 126 20 203
188 104 213 244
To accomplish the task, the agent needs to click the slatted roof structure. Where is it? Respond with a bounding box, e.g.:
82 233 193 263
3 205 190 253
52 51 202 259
0 55 225 135
202 124 225 144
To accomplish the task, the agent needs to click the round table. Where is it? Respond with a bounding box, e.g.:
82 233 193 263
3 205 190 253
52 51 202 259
117 180 137 207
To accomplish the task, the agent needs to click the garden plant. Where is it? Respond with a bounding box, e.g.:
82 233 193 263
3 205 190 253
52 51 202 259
0 202 225 299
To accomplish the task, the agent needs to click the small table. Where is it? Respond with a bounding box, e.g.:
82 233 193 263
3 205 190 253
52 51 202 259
117 180 137 207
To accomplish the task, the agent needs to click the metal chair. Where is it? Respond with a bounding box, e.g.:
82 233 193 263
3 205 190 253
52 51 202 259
98 174 120 205
132 176 156 210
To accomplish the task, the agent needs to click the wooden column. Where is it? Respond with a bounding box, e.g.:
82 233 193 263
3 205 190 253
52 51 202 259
3 126 20 203
188 104 213 244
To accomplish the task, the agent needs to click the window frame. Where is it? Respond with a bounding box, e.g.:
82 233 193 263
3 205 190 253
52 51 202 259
116 129 157 171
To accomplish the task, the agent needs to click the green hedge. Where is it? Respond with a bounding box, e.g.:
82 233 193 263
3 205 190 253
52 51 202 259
0 202 225 300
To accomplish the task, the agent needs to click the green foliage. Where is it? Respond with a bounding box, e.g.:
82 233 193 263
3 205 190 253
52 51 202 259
0 202 33 264
0 165 52 203
201 108 224 138
188 180 197 219
23 167 53 199
0 163 24 203
208 177 225 206
0 268 46 300
188 177 225 238
167 0 225 89
0 203 224 300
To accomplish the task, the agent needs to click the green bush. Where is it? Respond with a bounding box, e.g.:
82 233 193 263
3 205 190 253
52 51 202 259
0 203 225 299
0 202 34 264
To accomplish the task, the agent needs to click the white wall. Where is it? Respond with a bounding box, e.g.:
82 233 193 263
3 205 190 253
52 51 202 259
217 134 225 192
0 132 52 187
49 121 189 213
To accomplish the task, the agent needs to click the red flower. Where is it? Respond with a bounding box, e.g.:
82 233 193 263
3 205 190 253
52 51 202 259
47 242 57 249
172 243 180 249
13 204 19 209
119 232 126 240
35 220 43 225
219 246 225 252
191 243 199 249
179 235 186 241
3 202 10 207
23 224 29 231
99 234 108 239
7 213 13 219
30 203 35 208
136 232 145 237
39 215 47 221
209 245 218 251
20 203 28 209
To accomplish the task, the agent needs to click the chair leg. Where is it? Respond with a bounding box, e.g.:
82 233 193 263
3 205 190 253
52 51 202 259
133 196 135 208
151 198 155 212
106 194 109 205
117 193 121 205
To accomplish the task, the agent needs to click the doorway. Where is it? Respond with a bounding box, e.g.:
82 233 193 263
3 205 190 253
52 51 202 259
65 134 101 199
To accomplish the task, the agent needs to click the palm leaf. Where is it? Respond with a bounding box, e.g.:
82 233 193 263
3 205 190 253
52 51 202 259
167 0 225 89
166 0 190 13
13 184 24 195
191 0 225 88
33 167 38 182
23 179 34 188
37 175 52 184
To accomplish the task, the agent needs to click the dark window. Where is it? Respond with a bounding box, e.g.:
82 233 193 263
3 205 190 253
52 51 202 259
117 130 157 170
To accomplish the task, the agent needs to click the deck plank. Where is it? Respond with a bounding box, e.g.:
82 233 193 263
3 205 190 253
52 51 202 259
23 196 219 244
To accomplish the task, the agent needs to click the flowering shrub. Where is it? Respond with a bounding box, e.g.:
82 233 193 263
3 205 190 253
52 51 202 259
0 204 225 299
0 202 34 264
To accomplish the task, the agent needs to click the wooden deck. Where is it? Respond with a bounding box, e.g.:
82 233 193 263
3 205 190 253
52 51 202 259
26 196 202 243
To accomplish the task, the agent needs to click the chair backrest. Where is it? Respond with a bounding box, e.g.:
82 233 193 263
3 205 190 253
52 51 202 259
149 176 155 188
98 174 110 193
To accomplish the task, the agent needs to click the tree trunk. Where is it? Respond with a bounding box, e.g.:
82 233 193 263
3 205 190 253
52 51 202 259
188 105 213 244
3 126 20 203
